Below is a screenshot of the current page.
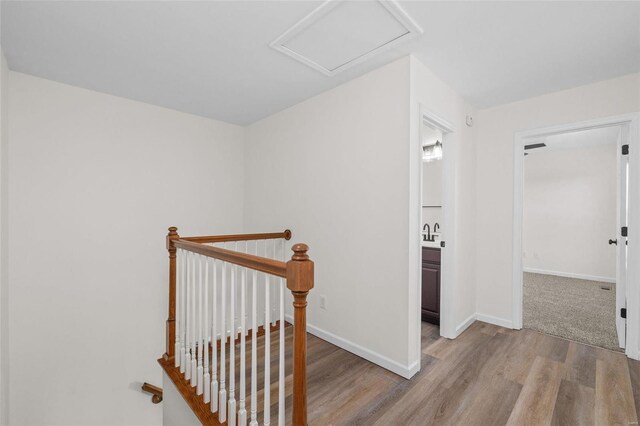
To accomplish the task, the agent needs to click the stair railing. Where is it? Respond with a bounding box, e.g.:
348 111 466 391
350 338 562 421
160 227 313 426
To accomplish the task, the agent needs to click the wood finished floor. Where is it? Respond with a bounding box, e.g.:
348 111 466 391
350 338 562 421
185 320 640 425
299 321 640 426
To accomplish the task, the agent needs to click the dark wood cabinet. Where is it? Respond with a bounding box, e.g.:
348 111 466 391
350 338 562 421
422 247 441 325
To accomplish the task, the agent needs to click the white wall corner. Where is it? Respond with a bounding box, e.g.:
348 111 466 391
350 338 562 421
454 313 477 337
0 47 9 426
476 313 514 329
408 55 424 375
286 315 419 379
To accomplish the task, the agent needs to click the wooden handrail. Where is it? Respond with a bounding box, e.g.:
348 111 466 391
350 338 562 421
173 239 287 278
163 227 313 425
164 228 290 359
141 383 163 404
182 229 291 244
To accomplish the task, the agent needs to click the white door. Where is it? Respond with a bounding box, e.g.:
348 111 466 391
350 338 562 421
616 126 629 348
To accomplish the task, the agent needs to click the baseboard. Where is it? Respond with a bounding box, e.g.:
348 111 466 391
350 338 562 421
286 314 419 379
455 313 477 336
476 313 514 329
626 345 640 361
523 267 615 284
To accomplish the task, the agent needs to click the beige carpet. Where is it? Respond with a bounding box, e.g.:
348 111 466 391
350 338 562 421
523 272 620 351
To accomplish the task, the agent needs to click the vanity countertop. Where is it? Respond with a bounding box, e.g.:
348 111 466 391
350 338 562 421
421 240 441 249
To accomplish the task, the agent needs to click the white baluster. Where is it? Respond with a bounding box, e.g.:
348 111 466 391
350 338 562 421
180 249 187 373
229 251 237 426
211 259 219 413
191 252 197 387
249 242 258 426
272 240 278 327
175 249 181 368
278 240 285 426
238 261 247 426
204 257 211 403
219 257 227 422
185 252 192 380
180 250 189 374
264 241 271 426
197 255 204 395
245 241 251 337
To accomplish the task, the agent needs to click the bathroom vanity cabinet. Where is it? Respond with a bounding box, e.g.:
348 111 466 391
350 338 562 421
422 246 441 325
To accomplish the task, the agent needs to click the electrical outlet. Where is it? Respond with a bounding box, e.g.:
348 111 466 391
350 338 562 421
320 295 327 310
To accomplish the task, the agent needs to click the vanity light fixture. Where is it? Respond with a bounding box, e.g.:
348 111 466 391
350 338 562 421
524 142 547 150
423 140 443 162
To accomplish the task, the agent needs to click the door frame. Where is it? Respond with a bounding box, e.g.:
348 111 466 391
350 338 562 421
418 105 456 340
512 112 640 359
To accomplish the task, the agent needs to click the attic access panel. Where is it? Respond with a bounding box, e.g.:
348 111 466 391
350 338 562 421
270 0 423 76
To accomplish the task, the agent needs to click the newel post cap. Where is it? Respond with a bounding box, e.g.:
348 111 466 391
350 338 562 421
286 243 314 293
166 226 179 250
291 243 309 260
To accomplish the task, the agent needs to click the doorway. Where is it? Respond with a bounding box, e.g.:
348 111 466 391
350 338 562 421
417 107 456 344
421 123 443 328
522 127 621 350
512 113 640 358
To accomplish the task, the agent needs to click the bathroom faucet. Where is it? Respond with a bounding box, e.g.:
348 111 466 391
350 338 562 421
423 223 431 242
434 223 440 233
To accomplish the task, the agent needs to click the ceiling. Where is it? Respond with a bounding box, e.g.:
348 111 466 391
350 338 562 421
2 1 639 125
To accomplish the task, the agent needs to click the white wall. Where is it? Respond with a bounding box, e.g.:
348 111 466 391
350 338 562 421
162 372 200 426
523 144 617 281
410 56 478 350
422 160 442 206
421 124 443 229
5 52 633 424
476 73 640 325
0 48 9 426
0 54 479 422
244 57 414 375
243 55 478 378
422 159 443 229
7 72 245 426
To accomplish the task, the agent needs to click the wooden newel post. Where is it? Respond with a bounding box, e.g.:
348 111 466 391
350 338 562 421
165 226 180 361
286 243 314 426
